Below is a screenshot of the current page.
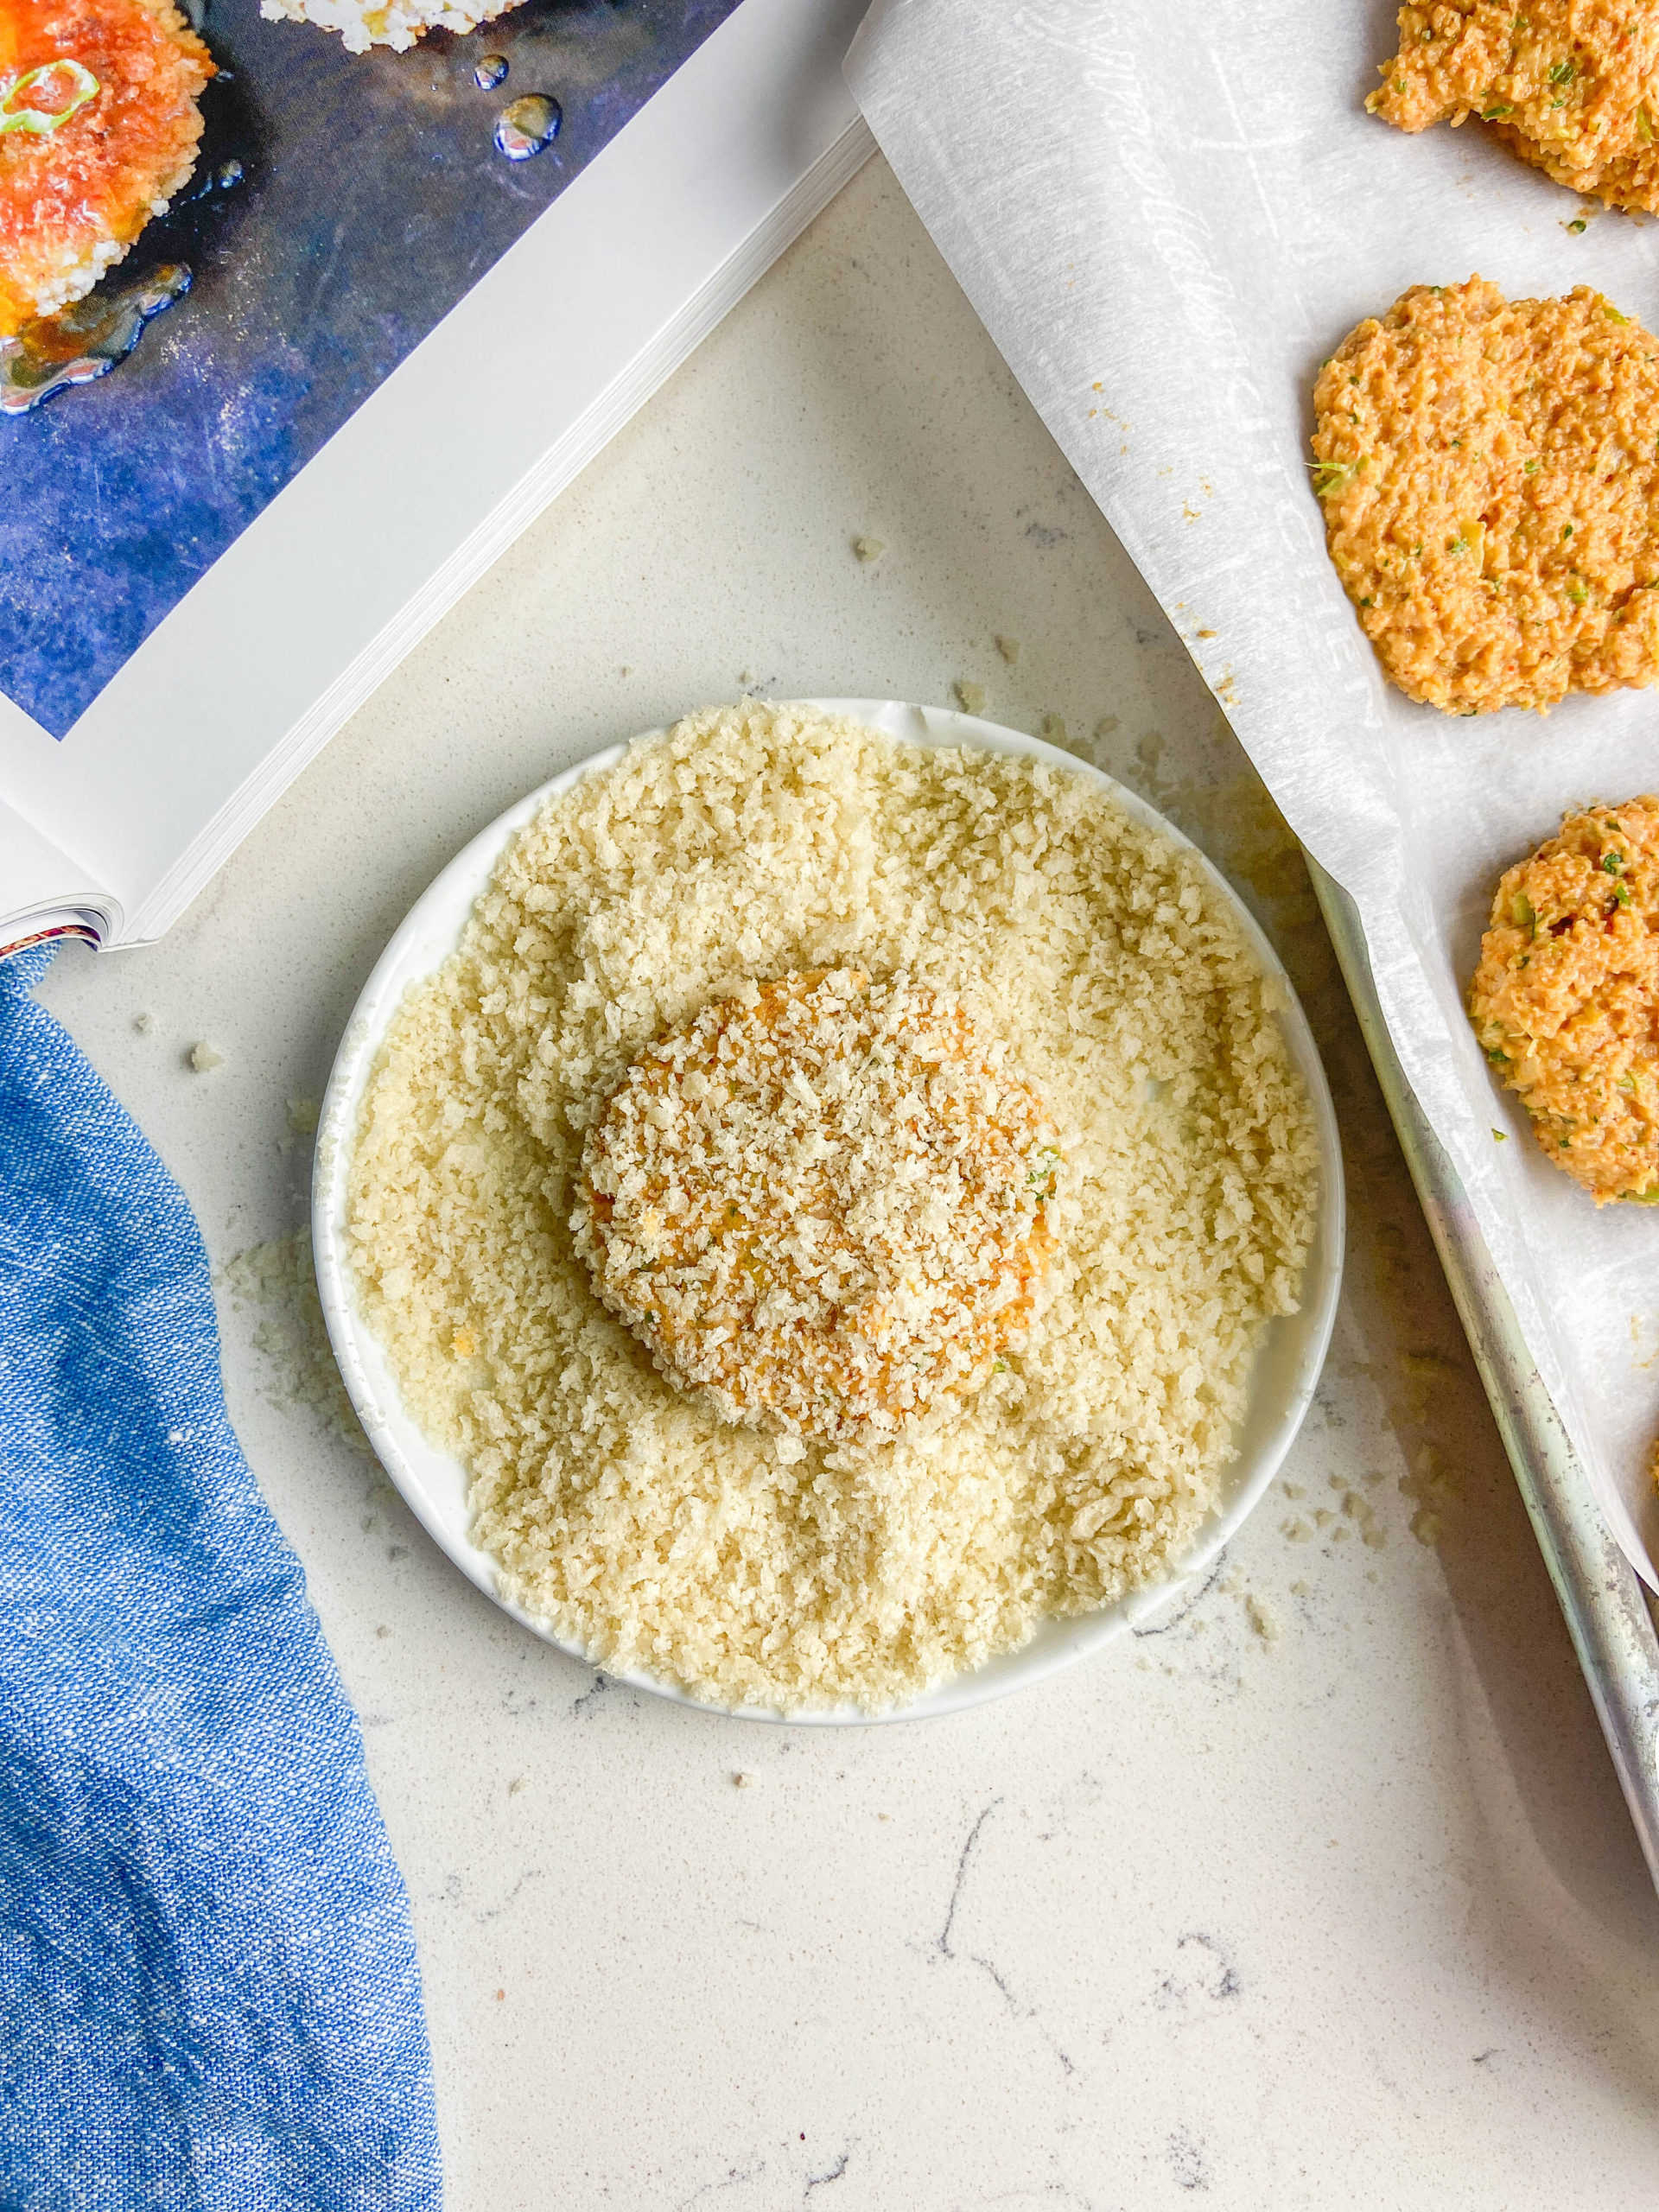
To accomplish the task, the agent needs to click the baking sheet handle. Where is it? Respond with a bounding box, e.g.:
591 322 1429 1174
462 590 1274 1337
1308 860 1659 1896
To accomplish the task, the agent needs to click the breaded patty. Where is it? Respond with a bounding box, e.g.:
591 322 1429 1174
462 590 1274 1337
1312 276 1659 713
0 0 210 337
1370 2 1659 209
572 966 1061 1449
259 0 524 56
1470 798 1659 1201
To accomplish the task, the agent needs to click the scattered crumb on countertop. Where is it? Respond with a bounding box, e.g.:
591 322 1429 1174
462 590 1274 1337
188 1041 223 1073
1343 1488 1387 1548
995 634 1021 664
853 535 886 563
1396 1443 1457 1541
952 679 986 714
1244 1592 1279 1643
219 1227 371 1455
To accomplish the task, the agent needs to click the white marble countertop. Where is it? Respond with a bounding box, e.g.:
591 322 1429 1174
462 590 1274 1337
38 162 1659 2208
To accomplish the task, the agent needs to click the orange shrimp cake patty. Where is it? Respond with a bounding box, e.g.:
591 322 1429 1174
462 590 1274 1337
0 0 212 335
572 966 1062 1448
1370 3 1659 212
1470 798 1659 1201
1313 276 1659 714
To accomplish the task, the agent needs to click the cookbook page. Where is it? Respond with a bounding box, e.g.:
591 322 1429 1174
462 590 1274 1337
0 0 866 947
848 0 1659 1585
0 0 745 741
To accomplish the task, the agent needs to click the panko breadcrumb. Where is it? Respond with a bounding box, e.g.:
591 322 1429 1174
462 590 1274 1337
258 0 522 55
1313 276 1659 713
1470 797 1659 1201
346 702 1318 1713
0 0 211 336
574 965 1061 1448
1370 2 1659 211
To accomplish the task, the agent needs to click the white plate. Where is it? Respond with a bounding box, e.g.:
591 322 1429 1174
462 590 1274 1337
313 700 1345 1724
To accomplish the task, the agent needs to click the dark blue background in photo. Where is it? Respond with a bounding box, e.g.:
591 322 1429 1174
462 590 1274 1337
0 0 742 736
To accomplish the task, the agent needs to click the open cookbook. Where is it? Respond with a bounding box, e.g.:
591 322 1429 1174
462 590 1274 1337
848 0 1659 1595
0 0 869 957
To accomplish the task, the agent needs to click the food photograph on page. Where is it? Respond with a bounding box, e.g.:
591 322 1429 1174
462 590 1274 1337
5 3 1659 2209
0 0 743 735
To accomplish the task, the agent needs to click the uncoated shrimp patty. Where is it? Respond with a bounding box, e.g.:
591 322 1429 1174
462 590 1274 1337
1369 3 1659 212
1312 276 1659 713
1470 797 1659 1202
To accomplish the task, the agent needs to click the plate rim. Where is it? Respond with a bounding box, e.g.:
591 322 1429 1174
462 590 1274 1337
311 697 1346 1725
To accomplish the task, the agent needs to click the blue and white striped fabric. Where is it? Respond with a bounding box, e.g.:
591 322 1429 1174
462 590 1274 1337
0 945 442 2209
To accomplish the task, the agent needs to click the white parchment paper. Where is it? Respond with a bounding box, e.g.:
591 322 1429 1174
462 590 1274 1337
848 0 1659 1587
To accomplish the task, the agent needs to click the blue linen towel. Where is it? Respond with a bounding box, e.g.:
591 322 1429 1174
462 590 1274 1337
0 945 442 2209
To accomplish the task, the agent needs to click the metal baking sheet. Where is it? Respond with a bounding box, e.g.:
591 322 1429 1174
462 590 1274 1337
1311 861 1659 1891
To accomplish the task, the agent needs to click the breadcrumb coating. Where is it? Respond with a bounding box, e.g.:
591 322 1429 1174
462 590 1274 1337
1470 797 1659 1201
346 703 1318 1711
574 966 1060 1448
1370 1 1659 210
0 0 210 336
1313 276 1659 713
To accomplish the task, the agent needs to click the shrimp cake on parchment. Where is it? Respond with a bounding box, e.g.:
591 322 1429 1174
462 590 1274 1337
1370 2 1659 212
1312 276 1659 713
1471 798 1659 1202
